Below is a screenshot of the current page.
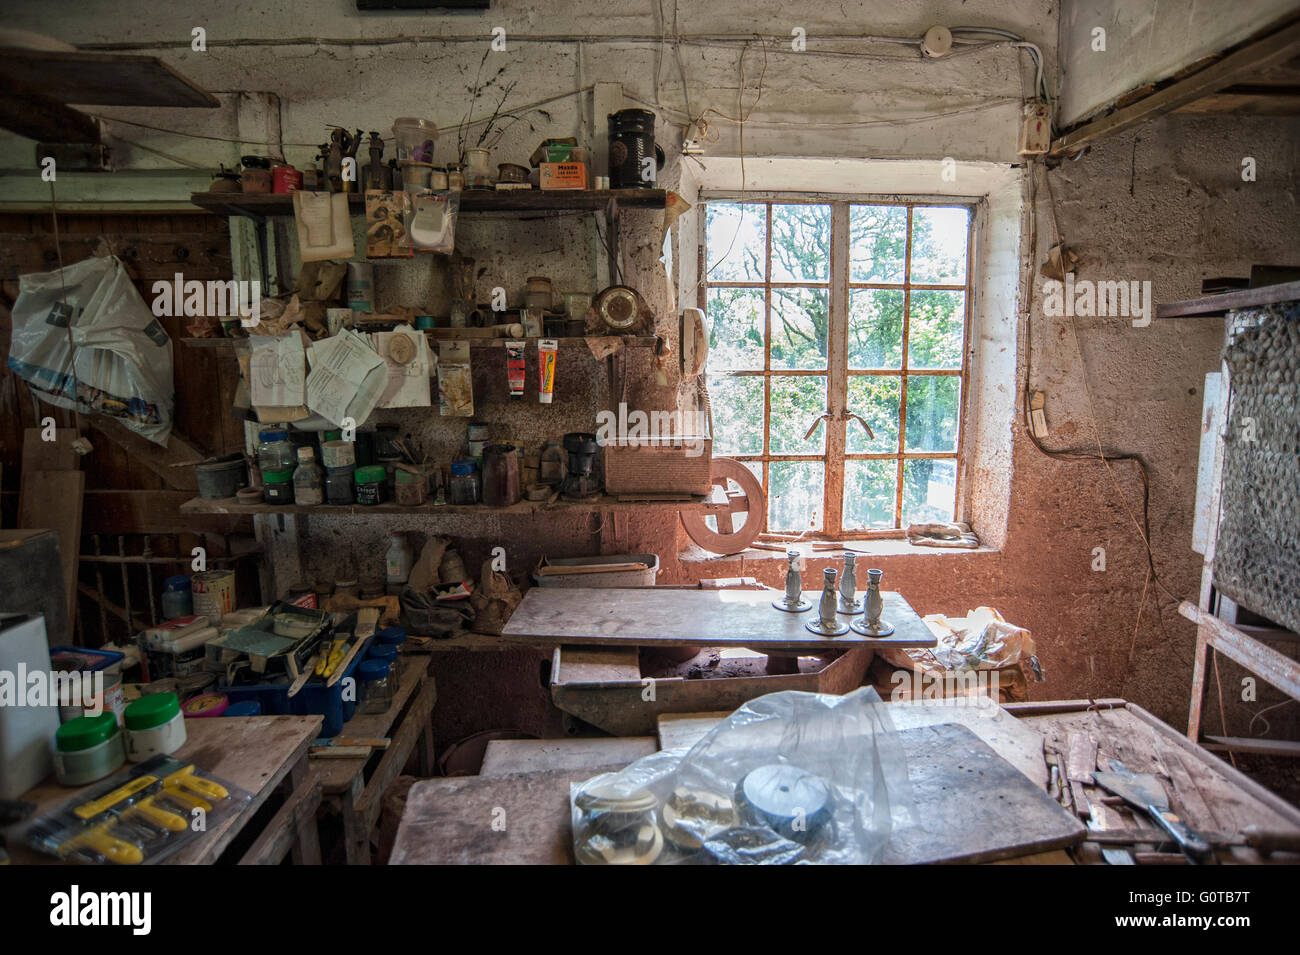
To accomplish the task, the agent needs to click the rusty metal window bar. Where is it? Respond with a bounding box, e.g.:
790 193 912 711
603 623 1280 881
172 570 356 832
701 197 975 537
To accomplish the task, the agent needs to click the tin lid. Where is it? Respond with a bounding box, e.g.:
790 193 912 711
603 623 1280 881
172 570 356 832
354 465 387 483
124 692 181 731
55 712 119 752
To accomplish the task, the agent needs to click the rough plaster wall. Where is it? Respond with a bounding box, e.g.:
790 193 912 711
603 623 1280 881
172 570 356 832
661 115 1300 737
1057 0 1300 126
0 0 1057 171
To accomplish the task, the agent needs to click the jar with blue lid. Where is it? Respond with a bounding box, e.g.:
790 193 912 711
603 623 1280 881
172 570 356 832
358 659 392 715
368 644 401 685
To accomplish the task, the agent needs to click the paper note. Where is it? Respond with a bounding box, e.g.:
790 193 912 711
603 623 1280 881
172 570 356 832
306 329 387 426
249 334 306 408
375 328 433 408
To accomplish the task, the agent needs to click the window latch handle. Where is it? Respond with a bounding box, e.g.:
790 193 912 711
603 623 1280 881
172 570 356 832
803 412 832 442
842 410 876 440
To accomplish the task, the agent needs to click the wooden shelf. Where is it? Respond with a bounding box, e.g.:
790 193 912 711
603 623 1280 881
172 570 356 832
181 493 710 518
1157 280 1300 318
190 188 667 219
180 335 656 352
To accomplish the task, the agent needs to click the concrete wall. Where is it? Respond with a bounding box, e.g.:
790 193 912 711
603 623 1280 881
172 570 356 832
1057 0 1300 126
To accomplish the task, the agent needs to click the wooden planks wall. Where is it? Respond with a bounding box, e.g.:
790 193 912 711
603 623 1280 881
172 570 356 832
0 211 244 511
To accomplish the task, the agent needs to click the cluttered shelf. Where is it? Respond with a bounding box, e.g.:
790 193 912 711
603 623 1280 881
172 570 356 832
179 334 659 352
189 188 668 219
180 493 711 517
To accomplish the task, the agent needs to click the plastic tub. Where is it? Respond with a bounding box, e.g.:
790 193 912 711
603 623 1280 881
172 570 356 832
534 553 660 588
52 712 126 786
392 117 438 163
124 693 187 762
218 647 365 737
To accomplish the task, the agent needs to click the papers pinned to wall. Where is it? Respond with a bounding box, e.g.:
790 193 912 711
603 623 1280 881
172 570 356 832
374 327 433 408
306 329 387 427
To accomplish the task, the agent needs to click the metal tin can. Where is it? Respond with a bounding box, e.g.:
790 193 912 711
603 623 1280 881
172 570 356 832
272 164 303 194
191 569 235 619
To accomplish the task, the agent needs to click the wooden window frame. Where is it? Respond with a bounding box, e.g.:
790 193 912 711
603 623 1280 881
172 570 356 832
699 193 976 539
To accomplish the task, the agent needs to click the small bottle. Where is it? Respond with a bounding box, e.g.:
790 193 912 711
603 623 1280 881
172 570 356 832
385 532 413 590
292 446 324 506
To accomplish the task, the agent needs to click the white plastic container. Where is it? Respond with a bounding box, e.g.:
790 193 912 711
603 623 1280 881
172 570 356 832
52 713 127 786
386 532 414 588
123 693 188 762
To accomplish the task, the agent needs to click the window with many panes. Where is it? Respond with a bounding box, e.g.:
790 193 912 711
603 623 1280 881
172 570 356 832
703 197 973 537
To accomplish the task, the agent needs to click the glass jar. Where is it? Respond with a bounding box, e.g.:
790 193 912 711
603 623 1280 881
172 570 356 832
292 446 324 506
369 644 402 685
395 466 428 505
358 659 392 715
325 465 354 505
354 465 386 505
263 471 293 504
258 429 295 474
449 459 479 505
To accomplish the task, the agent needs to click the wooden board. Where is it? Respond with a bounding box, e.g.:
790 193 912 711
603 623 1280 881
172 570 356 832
18 468 83 633
0 49 219 108
191 188 667 219
390 766 624 865
502 587 938 650
11 715 320 865
22 427 80 472
480 737 657 777
392 722 1081 865
879 723 1085 864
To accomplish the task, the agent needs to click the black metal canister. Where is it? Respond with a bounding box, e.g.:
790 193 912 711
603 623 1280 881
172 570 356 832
608 109 663 188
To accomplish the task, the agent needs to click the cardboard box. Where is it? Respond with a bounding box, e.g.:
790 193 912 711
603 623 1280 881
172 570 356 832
541 162 587 190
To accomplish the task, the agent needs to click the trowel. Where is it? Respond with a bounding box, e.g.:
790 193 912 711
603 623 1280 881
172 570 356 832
1092 759 1213 864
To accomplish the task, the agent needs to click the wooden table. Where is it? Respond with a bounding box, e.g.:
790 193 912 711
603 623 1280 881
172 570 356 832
389 698 1300 865
9 715 322 865
314 652 437 865
501 587 937 650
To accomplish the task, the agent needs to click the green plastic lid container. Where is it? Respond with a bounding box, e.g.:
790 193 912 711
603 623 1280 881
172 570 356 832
55 711 119 752
355 465 386 483
262 467 294 484
124 692 181 731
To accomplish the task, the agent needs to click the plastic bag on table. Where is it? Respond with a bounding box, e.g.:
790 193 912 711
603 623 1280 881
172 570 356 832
7 255 174 445
570 687 916 865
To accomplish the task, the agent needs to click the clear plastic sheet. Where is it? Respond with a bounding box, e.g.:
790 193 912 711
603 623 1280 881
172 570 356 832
570 687 916 865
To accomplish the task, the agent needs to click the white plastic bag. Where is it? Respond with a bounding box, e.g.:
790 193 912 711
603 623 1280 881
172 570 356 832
8 255 174 445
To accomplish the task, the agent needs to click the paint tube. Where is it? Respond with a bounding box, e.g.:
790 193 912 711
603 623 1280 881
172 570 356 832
505 340 526 400
538 339 558 404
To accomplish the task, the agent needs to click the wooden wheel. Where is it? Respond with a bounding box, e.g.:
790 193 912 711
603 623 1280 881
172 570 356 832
679 457 766 555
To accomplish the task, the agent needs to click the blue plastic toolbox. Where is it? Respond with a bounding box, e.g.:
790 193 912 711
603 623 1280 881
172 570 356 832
217 644 366 737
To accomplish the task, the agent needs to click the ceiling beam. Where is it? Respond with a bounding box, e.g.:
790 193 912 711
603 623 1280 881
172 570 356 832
1050 18 1300 157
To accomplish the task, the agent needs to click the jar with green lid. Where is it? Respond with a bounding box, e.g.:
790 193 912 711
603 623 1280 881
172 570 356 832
355 464 386 505
263 467 294 504
52 711 126 785
124 692 187 762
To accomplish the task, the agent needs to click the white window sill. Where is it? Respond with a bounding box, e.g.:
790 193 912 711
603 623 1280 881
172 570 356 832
679 540 999 564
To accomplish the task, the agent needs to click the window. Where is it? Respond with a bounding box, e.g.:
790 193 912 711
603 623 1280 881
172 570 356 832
703 197 973 537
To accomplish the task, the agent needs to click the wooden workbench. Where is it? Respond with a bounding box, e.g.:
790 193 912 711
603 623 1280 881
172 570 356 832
389 698 1300 865
501 587 937 650
9 715 323 865
314 651 437 864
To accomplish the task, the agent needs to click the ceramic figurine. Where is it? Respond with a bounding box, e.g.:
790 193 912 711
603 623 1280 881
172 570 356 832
806 568 849 636
838 553 863 614
851 567 895 636
772 549 811 612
